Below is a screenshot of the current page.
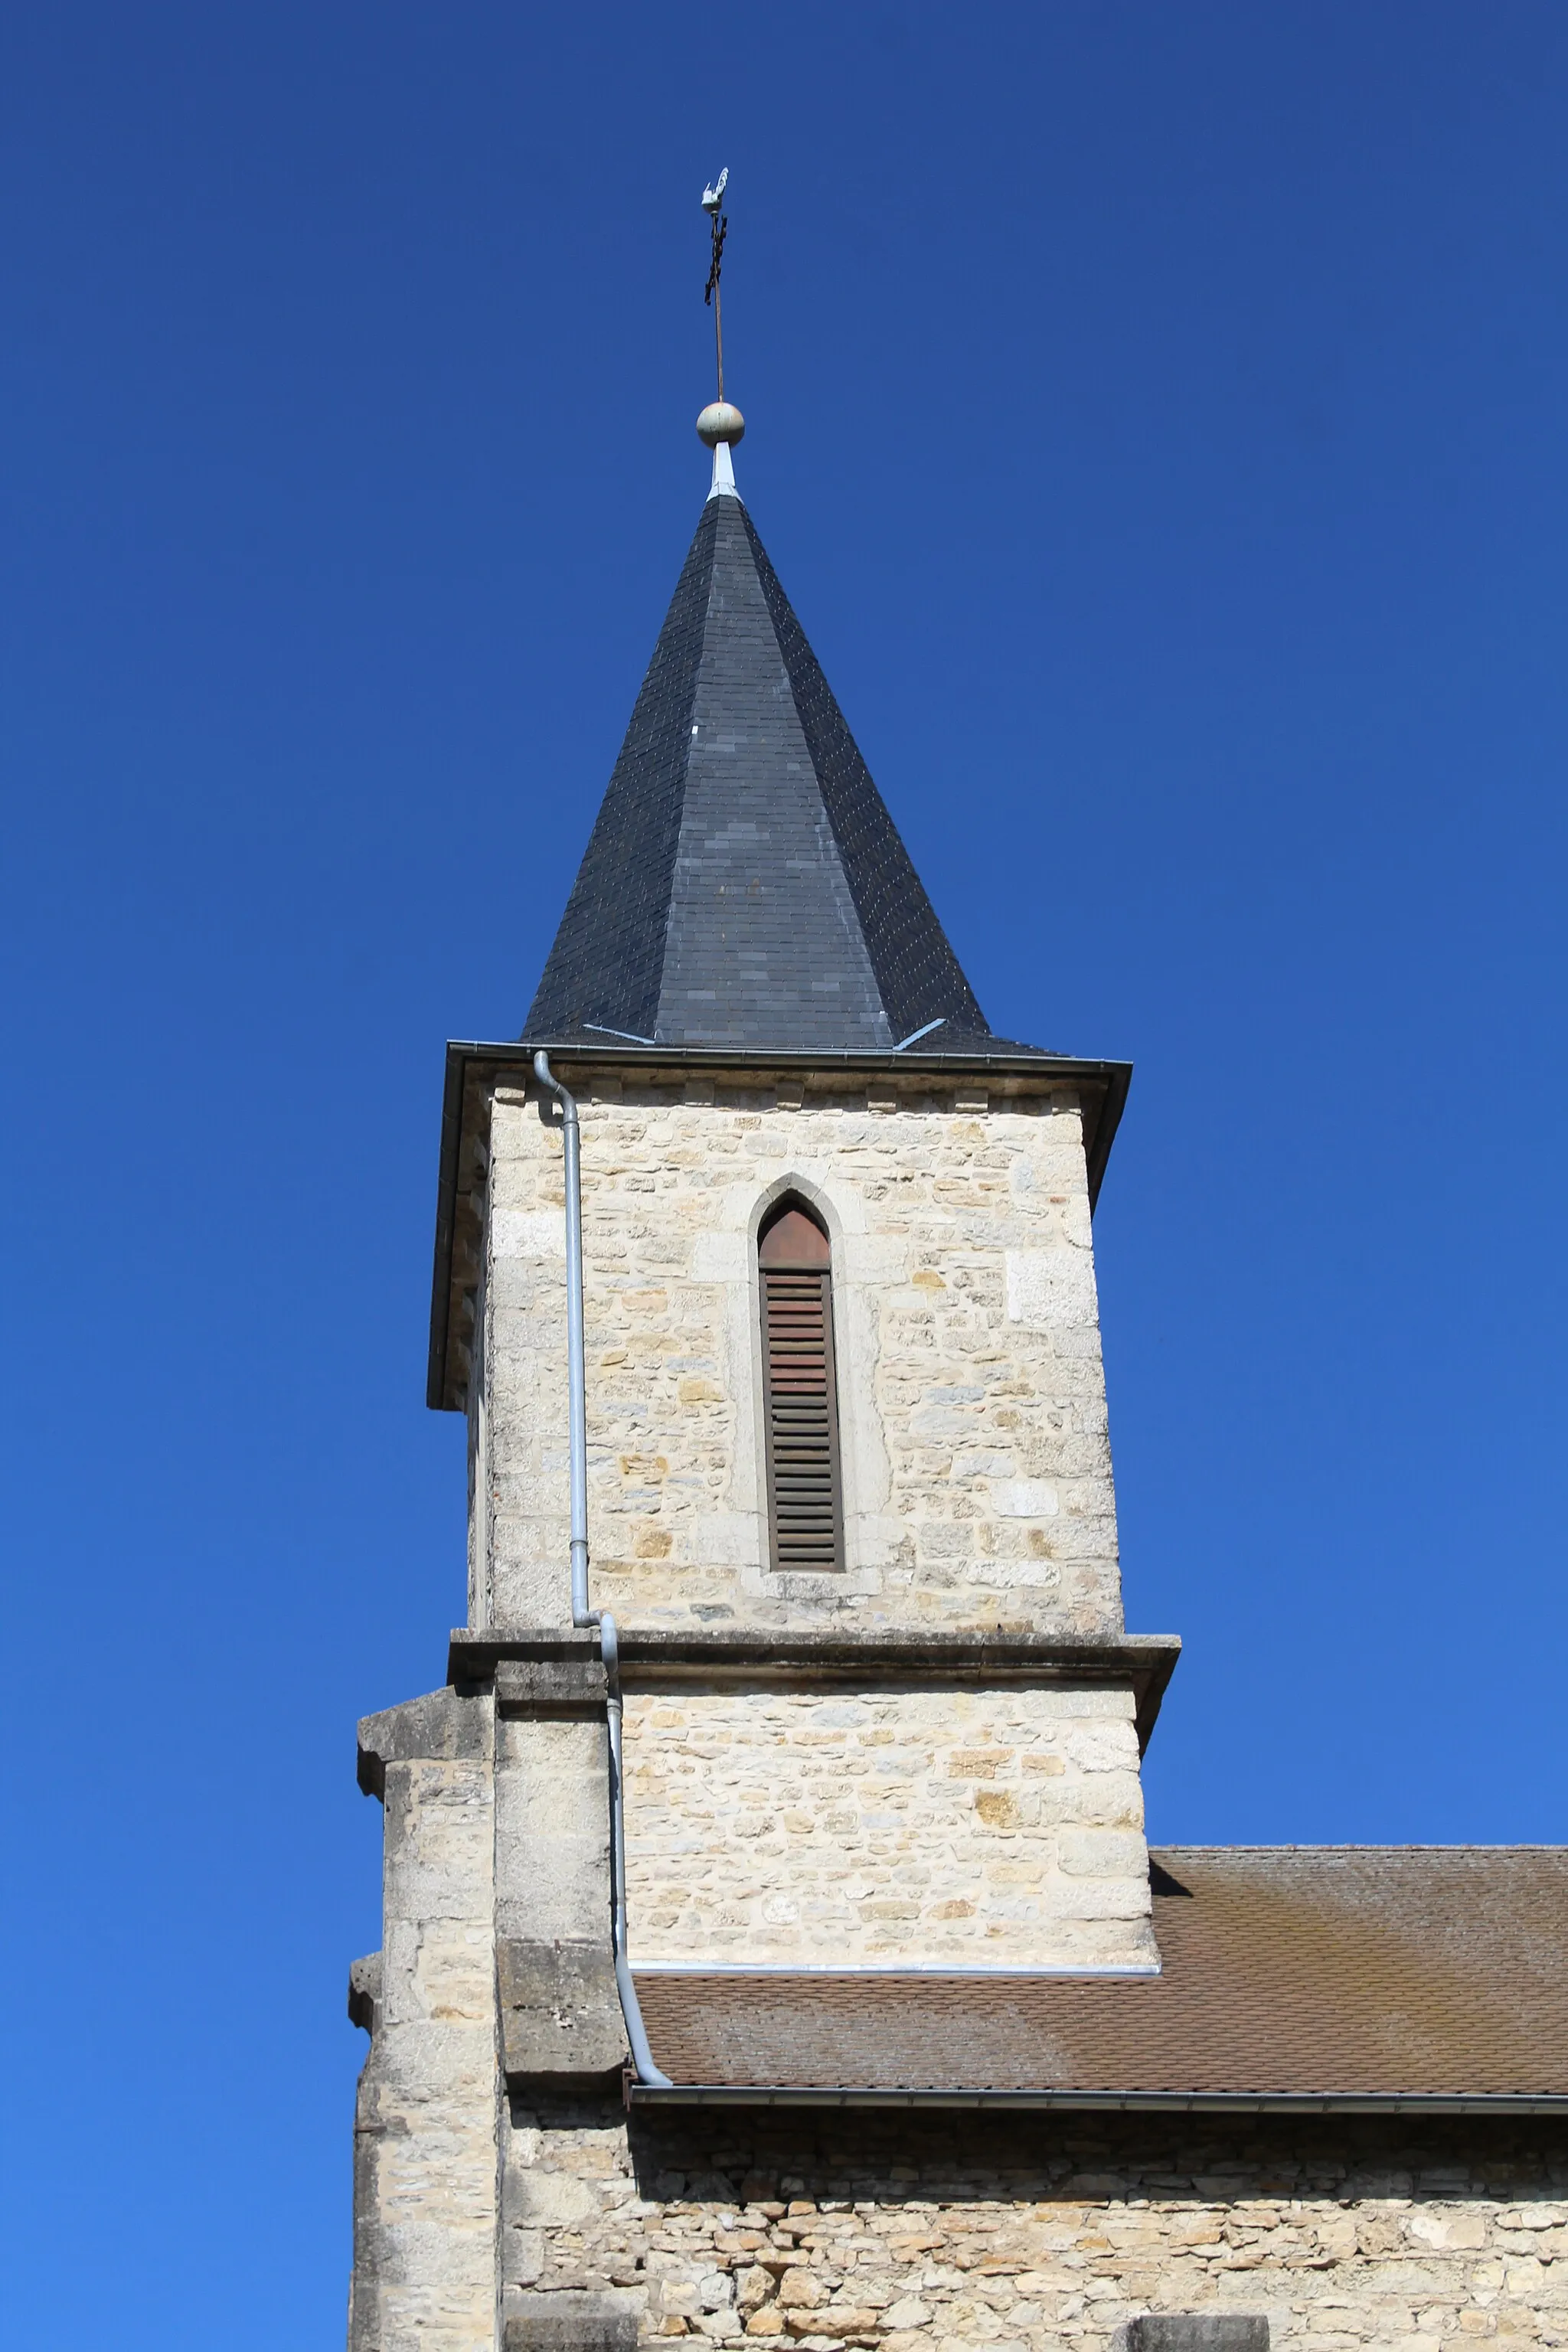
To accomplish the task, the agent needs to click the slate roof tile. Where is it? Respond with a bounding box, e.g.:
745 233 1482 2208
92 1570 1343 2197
525 492 999 1051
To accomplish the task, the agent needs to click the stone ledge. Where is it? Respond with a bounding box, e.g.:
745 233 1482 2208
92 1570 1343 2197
495 1656 607 1715
503 2295 639 2352
449 1627 1180 1752
498 1938 628 2085
1114 2324 1268 2352
356 1684 489 1798
347 1951 381 2038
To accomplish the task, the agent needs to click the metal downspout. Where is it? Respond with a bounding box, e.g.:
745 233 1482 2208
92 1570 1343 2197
532 1050 671 2089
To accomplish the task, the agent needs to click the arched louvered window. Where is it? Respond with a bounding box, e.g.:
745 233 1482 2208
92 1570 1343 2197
759 1200 844 1571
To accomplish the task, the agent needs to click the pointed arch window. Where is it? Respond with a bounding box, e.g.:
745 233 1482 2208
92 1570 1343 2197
759 1200 844 1571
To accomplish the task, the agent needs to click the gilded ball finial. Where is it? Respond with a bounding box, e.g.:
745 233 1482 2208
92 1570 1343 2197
697 400 745 449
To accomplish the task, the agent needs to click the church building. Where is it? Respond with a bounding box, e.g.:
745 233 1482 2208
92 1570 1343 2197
345 387 1568 2352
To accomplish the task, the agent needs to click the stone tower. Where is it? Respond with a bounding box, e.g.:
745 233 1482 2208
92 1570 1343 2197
345 407 1568 2352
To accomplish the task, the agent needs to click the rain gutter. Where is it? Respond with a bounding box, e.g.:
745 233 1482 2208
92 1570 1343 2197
622 2085 1568 2116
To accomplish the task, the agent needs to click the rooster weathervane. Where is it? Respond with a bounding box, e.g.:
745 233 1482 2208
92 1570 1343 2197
701 168 730 404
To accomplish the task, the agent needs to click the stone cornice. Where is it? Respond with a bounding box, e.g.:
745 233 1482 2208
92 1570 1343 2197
448 1625 1180 1753
426 1037 1132 1413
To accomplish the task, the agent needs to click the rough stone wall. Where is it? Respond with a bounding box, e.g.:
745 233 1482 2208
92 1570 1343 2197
501 2106 1568 2352
623 1686 1152 1971
479 1072 1120 1638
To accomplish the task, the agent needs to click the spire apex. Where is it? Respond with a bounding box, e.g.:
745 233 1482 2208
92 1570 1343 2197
697 399 745 498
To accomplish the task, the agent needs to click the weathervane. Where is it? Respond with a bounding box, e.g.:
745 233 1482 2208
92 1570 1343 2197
695 168 743 488
701 168 730 404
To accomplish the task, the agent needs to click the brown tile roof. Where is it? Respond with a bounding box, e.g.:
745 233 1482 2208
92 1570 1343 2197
632 1847 1568 2102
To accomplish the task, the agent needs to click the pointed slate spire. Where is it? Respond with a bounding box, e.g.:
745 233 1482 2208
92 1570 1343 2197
524 443 994 1054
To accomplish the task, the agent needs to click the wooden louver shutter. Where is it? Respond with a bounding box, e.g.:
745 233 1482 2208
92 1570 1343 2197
759 1206 843 1570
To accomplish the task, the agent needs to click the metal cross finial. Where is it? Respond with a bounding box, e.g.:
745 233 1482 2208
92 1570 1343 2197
701 168 730 404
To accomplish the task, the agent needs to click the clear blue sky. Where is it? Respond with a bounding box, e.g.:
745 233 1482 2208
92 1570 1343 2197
2 4 1564 2341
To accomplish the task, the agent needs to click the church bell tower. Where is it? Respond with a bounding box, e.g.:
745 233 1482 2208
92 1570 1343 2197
347 345 1178 2352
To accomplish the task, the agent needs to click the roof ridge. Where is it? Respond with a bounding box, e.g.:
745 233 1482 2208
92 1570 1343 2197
1153 1842 1568 1855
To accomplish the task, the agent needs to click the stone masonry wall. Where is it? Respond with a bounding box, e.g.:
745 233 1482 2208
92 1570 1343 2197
622 1685 1152 1971
479 1071 1120 1638
352 1690 500 2352
501 2105 1568 2352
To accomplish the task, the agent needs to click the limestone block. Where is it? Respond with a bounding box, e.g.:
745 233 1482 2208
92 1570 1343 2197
503 2295 639 2352
359 1686 490 1797
991 1480 1060 1518
348 1951 382 2038
498 1939 627 2082
495 1715 612 1948
1057 1828 1151 1880
1112 2324 1268 2350
494 1209 568 1259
